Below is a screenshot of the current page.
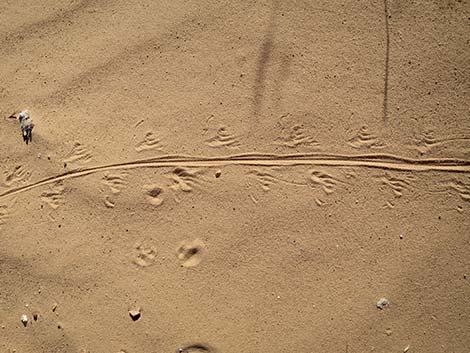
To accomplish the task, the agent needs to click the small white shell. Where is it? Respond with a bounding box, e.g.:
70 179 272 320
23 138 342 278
20 314 28 326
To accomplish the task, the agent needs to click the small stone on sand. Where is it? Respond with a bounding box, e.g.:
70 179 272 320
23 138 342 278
128 307 142 321
20 314 28 327
376 298 390 309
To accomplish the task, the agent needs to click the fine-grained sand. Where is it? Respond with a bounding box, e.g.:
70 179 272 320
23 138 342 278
1 1 469 352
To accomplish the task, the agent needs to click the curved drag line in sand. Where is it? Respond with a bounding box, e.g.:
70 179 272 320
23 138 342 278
1 153 469 199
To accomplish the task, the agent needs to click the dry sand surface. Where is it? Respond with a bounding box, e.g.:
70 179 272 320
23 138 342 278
1 0 470 352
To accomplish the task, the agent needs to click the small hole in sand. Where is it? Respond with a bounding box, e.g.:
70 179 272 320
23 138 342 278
146 187 162 198
177 239 205 267
188 247 199 255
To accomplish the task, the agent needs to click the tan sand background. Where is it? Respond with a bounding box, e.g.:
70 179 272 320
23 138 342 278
1 0 469 352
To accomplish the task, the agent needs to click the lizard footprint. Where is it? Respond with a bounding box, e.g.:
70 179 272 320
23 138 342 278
168 168 204 193
348 126 385 149
64 142 93 164
0 197 17 226
133 243 157 267
308 170 344 194
135 131 163 152
3 165 32 187
41 182 66 210
101 171 128 195
205 126 241 149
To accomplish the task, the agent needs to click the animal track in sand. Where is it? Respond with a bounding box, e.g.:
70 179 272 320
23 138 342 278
205 126 241 149
133 243 157 267
3 165 32 187
378 172 415 198
143 184 164 206
177 239 205 267
135 131 163 152
247 169 303 191
275 112 320 149
101 171 128 195
433 178 470 201
168 167 204 194
0 197 17 226
40 182 65 210
248 167 351 205
414 130 438 154
377 172 416 208
63 142 93 164
247 170 278 191
1 153 470 201
176 344 216 353
341 168 358 180
413 130 470 154
307 170 344 195
276 124 319 148
100 171 128 208
348 126 386 149
104 195 115 208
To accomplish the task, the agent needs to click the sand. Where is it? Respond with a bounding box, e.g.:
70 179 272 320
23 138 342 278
1 0 469 352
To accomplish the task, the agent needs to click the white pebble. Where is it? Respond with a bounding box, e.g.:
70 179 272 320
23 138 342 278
20 314 28 326
376 298 390 309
